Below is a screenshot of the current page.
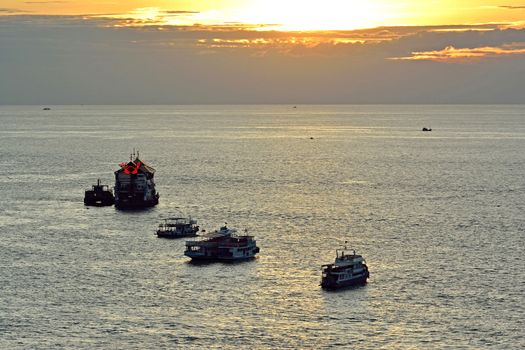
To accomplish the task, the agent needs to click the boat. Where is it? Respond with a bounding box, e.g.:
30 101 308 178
184 224 260 261
114 151 159 209
84 179 114 206
156 217 199 238
42 107 51 110
321 245 369 289
422 127 432 131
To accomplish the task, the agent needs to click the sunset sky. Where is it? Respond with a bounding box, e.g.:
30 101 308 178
1 1 525 103
3 0 525 29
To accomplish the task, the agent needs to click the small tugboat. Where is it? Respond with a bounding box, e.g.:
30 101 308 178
84 179 114 206
156 217 199 239
321 244 369 289
114 150 159 209
422 127 432 132
184 224 260 261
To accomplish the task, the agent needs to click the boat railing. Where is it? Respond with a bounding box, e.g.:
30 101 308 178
336 248 357 258
160 217 198 226
185 240 217 247
218 241 254 248
226 234 254 240
87 184 111 191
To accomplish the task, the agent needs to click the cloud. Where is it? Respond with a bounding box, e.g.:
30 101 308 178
390 44 525 61
24 1 69 3
498 5 525 9
93 8 278 30
1 15 525 104
1 15 524 54
0 8 30 13
164 10 200 15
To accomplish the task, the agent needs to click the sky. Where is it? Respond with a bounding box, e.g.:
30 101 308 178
1 1 525 104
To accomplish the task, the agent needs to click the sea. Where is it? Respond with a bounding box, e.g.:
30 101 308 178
0 105 524 349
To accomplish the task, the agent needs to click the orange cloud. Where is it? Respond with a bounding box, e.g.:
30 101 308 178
391 43 525 61
498 5 525 9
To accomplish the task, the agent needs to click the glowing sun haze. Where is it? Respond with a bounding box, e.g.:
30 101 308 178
1 1 525 104
3 0 525 30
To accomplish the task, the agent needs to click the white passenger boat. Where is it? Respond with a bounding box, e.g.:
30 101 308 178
321 245 369 289
184 225 260 261
156 217 199 239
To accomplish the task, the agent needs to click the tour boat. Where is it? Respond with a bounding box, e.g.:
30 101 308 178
184 225 260 261
114 151 159 209
321 246 369 289
156 217 199 239
84 179 114 206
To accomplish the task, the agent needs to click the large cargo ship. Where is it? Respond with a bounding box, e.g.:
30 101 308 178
114 151 159 209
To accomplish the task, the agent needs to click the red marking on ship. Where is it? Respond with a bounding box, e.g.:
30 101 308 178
121 161 141 175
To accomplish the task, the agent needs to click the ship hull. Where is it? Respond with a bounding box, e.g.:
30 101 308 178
184 254 257 261
114 195 158 209
84 191 114 207
84 199 114 207
184 246 259 261
157 231 198 239
321 271 369 290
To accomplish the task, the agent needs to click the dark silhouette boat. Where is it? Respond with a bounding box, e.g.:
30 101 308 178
321 245 369 289
84 179 114 206
114 151 159 209
156 217 199 239
422 127 432 131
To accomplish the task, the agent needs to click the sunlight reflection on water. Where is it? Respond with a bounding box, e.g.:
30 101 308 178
0 105 524 349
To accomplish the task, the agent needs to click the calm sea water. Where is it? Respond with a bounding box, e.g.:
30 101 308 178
0 105 524 349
